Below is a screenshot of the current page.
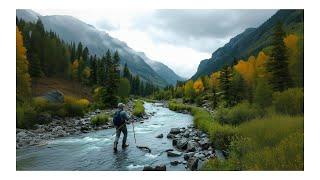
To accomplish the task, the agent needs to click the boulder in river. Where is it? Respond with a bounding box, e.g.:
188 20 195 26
154 164 166 171
170 160 180 166
167 150 182 157
156 133 163 138
42 90 64 103
186 141 198 152
170 128 180 134
199 138 210 150
167 133 175 139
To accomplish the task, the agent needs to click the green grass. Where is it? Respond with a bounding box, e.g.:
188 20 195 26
214 102 264 125
133 100 145 117
168 101 237 150
202 114 304 170
91 113 110 126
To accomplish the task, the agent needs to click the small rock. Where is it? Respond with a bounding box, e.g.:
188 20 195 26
143 166 154 171
154 164 166 171
167 150 182 157
176 138 188 150
165 148 174 152
167 133 175 139
156 133 163 138
169 128 180 134
215 150 225 160
170 160 180 166
187 157 199 171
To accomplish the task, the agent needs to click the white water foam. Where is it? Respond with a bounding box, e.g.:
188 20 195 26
144 153 159 159
126 164 145 170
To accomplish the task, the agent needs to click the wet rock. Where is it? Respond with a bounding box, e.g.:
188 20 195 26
95 109 101 114
143 166 154 171
199 138 210 150
165 148 174 152
167 150 182 157
154 164 166 171
170 160 180 166
172 139 178 146
186 141 197 152
187 157 199 171
184 152 195 161
170 128 180 134
176 138 188 150
156 133 163 138
167 133 175 139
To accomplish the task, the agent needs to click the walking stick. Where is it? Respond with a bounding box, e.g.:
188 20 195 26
132 121 137 144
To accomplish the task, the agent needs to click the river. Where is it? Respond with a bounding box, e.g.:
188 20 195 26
16 102 193 171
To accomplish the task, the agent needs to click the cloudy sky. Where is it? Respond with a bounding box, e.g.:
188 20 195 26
35 9 277 78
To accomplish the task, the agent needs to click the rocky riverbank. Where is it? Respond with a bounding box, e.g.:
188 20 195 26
144 124 225 171
16 100 153 149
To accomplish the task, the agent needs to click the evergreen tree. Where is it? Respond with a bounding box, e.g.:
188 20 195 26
76 42 83 60
89 55 97 85
266 22 292 91
219 65 233 107
123 63 132 81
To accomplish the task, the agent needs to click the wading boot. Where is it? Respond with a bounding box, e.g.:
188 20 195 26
113 142 118 152
122 143 129 149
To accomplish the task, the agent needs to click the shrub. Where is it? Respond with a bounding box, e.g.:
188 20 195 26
215 102 263 125
273 88 304 115
133 100 145 117
91 113 110 126
16 103 37 129
63 96 90 117
202 114 304 170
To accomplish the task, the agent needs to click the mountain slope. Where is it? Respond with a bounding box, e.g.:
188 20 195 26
16 9 175 87
138 52 185 85
191 9 304 80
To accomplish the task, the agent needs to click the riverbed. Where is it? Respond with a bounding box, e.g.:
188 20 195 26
16 102 193 171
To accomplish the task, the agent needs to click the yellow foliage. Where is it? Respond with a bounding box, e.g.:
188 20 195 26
284 34 299 55
235 53 269 86
210 72 220 89
184 80 195 98
193 79 204 93
83 67 91 79
16 26 31 99
64 95 90 108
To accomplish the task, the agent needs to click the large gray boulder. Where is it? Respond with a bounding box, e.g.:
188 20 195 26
176 138 188 150
167 150 182 157
169 128 180 134
187 157 199 171
42 90 64 103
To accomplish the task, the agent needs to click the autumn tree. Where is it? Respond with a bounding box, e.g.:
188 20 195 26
16 26 31 102
266 22 292 91
193 79 204 93
184 80 195 101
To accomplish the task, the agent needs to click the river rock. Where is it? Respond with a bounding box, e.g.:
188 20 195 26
167 150 182 157
165 148 174 152
170 160 180 166
199 138 210 150
167 133 175 139
186 141 198 152
187 157 199 171
176 138 188 150
154 164 166 171
170 128 180 134
156 133 163 138
184 152 195 161
143 166 154 171
42 90 64 103
172 139 178 146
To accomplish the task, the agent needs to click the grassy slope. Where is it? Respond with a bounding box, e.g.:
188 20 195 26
32 77 92 101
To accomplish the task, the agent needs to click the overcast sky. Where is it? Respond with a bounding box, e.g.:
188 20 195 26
35 9 277 78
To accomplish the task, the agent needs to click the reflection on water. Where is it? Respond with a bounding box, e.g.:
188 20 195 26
16 102 193 171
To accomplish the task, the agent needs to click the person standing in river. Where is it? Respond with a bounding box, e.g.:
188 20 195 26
113 103 131 152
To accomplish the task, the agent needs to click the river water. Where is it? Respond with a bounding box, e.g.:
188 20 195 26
16 102 193 171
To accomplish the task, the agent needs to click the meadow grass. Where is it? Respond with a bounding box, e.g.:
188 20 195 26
133 100 145 117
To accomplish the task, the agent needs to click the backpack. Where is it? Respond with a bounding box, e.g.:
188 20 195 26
113 110 123 127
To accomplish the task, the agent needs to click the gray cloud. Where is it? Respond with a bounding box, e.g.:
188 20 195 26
95 19 119 31
132 9 277 53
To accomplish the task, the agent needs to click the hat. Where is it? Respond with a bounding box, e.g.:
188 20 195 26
118 103 125 108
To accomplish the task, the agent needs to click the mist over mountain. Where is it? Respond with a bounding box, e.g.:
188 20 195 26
16 9 184 87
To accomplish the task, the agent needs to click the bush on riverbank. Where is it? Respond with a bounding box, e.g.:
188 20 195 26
202 114 304 170
133 100 145 117
16 102 37 129
168 101 237 150
272 88 304 115
91 113 110 126
214 102 264 125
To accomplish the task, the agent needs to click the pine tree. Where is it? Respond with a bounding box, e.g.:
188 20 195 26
219 65 233 107
266 22 292 91
76 42 83 60
89 55 97 85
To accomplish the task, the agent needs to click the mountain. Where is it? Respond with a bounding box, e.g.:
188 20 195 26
191 9 304 80
16 9 181 87
137 52 185 85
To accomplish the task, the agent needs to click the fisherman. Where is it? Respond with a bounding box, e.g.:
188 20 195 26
113 103 131 152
